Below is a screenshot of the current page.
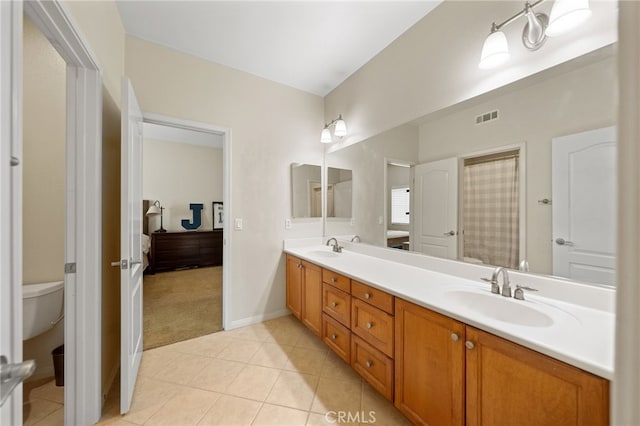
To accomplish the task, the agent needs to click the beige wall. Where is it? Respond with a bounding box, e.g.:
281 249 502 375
418 56 616 274
126 36 324 326
324 0 617 147
143 138 223 231
22 16 66 380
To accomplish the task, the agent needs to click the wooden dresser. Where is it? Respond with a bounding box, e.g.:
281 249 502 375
150 230 222 273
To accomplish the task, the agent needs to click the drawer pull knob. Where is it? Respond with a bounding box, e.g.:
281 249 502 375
364 293 371 299
331 277 337 283
366 322 373 329
297 264 303 269
331 301 337 308
331 334 337 340
465 341 475 350
365 361 372 368
451 333 460 342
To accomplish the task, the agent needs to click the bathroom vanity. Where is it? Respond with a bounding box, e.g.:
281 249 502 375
284 242 612 426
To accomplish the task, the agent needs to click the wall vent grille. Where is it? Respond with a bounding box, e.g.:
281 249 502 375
475 109 499 125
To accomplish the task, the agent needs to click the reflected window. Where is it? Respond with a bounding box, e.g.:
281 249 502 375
391 187 410 225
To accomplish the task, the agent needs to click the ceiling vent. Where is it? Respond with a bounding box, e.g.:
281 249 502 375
475 109 499 125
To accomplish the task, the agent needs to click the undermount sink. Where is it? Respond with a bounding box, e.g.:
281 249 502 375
306 250 340 258
446 290 554 327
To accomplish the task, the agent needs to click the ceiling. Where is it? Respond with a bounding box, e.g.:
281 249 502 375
116 1 443 96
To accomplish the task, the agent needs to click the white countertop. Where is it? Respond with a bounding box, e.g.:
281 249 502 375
284 243 615 380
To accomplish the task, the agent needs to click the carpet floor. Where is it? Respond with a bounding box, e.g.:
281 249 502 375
143 266 222 350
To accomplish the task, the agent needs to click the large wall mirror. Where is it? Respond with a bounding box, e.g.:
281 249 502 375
325 45 617 288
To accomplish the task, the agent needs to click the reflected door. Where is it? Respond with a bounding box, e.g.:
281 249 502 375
412 158 458 258
552 126 616 286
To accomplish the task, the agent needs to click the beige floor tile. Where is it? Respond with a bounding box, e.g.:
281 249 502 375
283 347 328 376
95 418 139 426
251 403 308 426
305 412 358 426
138 347 182 378
225 323 273 342
196 395 261 426
31 407 64 426
29 380 64 404
295 329 329 353
248 343 295 369
189 358 245 393
166 332 231 358
320 352 362 384
23 398 62 426
120 377 182 425
145 387 220 425
224 365 281 401
263 327 303 346
310 378 362 415
361 383 411 426
153 353 214 385
217 339 263 363
265 371 319 411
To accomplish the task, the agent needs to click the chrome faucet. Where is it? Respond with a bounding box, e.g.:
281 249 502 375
326 237 342 253
350 235 361 243
491 267 512 297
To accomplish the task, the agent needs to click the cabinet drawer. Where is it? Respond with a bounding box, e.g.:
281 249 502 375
322 313 350 363
322 269 350 293
352 280 394 315
323 283 351 327
351 335 394 401
351 298 394 358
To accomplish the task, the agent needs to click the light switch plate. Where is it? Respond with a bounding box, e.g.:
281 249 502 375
234 218 243 230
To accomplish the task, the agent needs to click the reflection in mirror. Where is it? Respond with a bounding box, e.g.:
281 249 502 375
327 167 353 218
325 46 616 287
291 163 321 218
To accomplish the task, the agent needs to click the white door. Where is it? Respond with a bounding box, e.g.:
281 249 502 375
411 158 458 258
120 77 144 413
552 126 616 286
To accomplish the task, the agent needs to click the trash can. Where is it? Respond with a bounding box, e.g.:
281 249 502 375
52 344 64 387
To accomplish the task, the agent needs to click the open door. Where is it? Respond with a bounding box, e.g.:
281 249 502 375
120 77 144 413
552 126 616 286
411 157 458 259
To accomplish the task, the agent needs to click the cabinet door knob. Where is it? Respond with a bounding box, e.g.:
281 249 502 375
366 322 373 329
365 360 372 368
465 341 475 350
451 333 459 342
331 334 337 340
364 293 371 299
331 301 337 308
297 263 302 269
331 277 336 283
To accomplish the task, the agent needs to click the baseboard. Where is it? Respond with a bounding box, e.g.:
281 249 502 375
27 366 54 383
226 308 291 330
102 361 120 407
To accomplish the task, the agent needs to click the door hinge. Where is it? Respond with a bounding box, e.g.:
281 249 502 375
64 263 76 274
10 157 20 167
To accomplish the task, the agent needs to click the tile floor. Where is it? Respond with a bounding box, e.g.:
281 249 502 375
26 315 411 425
23 378 64 426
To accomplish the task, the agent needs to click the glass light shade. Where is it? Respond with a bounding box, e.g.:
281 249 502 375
334 118 347 137
146 205 161 216
546 0 591 37
320 128 332 143
479 30 510 69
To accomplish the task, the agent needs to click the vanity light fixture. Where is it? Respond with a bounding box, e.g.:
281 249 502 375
146 200 167 233
321 114 347 143
479 0 591 69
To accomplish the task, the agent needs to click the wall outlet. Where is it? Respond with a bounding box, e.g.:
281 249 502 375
234 218 243 230
285 218 292 229
378 216 384 225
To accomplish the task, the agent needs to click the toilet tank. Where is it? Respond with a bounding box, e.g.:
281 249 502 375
23 281 64 340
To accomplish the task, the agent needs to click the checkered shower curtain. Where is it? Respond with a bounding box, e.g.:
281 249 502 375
463 156 519 269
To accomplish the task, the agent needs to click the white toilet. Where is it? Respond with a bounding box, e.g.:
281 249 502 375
23 281 64 340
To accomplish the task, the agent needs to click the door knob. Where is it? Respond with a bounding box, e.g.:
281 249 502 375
443 230 455 236
555 238 575 246
1 356 35 406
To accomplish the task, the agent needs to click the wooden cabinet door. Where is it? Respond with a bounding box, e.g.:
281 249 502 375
285 255 302 319
394 299 465 426
301 260 322 336
465 327 609 426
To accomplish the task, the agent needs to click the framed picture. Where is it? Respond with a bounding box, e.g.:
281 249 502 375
213 201 223 229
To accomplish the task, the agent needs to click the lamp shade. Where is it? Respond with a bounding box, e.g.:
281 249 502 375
334 117 347 137
546 0 591 37
320 128 332 143
479 30 510 69
146 204 161 216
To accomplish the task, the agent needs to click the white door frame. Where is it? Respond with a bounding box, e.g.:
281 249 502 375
142 112 232 329
1 1 103 424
